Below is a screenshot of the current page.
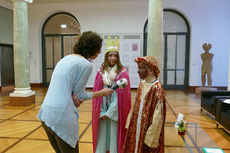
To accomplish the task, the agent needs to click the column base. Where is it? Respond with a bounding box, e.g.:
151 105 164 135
9 87 36 106
9 95 35 106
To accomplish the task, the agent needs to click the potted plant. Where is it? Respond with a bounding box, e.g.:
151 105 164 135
177 120 187 136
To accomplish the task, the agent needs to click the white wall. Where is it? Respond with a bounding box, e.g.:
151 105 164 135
1 0 230 87
163 0 230 87
0 0 13 10
27 1 148 83
0 6 13 44
228 48 230 90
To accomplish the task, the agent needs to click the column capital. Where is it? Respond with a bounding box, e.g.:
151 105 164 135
12 0 33 3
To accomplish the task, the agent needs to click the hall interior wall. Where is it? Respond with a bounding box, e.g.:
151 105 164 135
0 0 230 88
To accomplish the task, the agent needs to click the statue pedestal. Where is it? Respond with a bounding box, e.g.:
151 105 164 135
195 87 217 98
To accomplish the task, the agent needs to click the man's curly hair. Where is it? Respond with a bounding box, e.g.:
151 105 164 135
73 31 103 59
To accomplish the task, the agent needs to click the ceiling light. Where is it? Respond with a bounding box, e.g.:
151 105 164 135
61 24 67 28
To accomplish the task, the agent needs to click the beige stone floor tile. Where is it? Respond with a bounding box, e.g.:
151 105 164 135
0 138 19 153
83 99 92 104
170 102 199 107
79 123 88 137
0 95 9 101
185 114 216 128
78 103 92 112
79 112 91 123
167 97 199 106
0 100 9 106
166 114 177 122
33 104 42 110
79 142 93 153
187 127 217 148
34 88 47 93
223 149 230 153
1 89 230 152
35 96 45 103
165 90 184 95
11 109 40 121
166 106 174 115
165 126 187 147
165 123 207 148
166 92 189 100
165 122 218 148
0 120 40 138
203 128 230 150
0 109 25 119
26 123 88 140
166 95 191 101
172 105 201 115
6 140 55 153
166 94 199 107
165 147 197 153
2 102 41 110
26 126 47 140
80 125 92 142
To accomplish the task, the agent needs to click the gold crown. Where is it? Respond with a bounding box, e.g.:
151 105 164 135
106 36 119 52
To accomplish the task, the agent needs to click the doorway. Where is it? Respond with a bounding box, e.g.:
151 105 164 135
0 44 14 87
144 9 190 89
42 12 81 86
163 33 189 89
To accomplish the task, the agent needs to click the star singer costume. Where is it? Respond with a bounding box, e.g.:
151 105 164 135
123 56 166 153
92 37 131 153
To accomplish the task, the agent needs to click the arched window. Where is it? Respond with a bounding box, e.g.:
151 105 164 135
144 9 190 89
42 12 80 85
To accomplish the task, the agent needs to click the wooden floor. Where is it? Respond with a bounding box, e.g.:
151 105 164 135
0 87 230 153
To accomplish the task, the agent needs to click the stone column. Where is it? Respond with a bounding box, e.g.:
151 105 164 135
147 0 163 80
9 0 35 106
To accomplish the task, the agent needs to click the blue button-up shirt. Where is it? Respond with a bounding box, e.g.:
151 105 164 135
38 55 93 148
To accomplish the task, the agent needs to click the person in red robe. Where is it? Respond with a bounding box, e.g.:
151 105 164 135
123 56 166 153
92 37 131 153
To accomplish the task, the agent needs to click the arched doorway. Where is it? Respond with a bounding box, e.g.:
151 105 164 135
42 12 81 86
144 9 190 89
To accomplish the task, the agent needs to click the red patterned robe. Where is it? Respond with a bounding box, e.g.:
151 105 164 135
122 80 166 153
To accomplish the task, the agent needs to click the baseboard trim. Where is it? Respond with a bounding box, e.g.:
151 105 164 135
1 84 228 92
30 83 43 88
188 86 227 93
